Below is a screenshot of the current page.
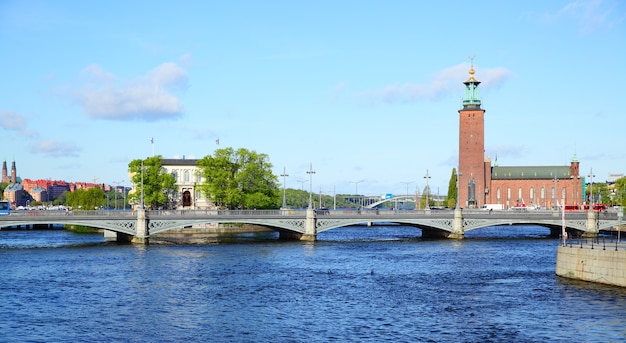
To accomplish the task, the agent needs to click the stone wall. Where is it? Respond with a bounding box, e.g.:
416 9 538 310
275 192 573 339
556 244 626 287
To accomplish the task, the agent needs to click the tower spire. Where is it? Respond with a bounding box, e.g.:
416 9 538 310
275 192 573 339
463 55 482 109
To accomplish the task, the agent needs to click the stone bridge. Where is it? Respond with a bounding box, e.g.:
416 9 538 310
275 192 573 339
0 208 622 244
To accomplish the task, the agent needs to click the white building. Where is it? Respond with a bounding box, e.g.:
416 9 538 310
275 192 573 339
129 158 215 210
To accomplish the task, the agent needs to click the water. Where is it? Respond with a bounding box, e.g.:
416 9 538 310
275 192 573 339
1 226 625 343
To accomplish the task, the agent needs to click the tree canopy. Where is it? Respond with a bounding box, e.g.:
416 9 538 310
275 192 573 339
128 156 177 209
65 187 106 210
445 168 458 208
197 147 279 209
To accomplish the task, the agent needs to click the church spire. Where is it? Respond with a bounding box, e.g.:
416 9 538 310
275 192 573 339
462 55 482 109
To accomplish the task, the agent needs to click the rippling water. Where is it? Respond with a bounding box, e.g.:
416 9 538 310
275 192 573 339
1 226 625 343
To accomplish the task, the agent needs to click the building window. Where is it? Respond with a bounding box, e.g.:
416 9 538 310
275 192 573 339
518 188 523 203
496 188 501 202
530 188 534 203
184 170 190 182
172 171 178 181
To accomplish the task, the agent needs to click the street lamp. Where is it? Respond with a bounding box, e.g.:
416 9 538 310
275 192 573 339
455 168 462 209
307 163 315 209
588 168 595 209
297 180 307 209
112 181 122 210
280 167 289 209
400 181 415 197
140 159 145 209
424 169 431 209
350 179 365 208
552 174 559 210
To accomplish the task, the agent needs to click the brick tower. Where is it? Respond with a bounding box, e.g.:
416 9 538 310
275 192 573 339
1 161 7 183
458 61 485 208
11 161 16 183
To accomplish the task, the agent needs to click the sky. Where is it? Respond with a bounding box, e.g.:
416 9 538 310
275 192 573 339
1 0 625 197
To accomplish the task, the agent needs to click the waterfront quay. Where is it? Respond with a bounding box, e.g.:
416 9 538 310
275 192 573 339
556 236 626 288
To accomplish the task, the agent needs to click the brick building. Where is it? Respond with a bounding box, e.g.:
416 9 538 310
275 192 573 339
457 65 582 209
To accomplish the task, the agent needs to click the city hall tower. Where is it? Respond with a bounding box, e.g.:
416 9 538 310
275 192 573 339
458 61 485 208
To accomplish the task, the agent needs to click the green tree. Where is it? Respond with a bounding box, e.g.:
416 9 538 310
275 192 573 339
445 168 458 208
128 156 177 209
420 185 432 209
197 147 279 209
65 188 106 210
615 177 626 208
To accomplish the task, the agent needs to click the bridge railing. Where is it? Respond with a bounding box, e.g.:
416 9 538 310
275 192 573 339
563 234 625 251
5 210 137 217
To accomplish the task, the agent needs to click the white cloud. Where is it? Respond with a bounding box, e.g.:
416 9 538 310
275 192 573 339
0 110 27 130
356 63 513 105
73 62 188 121
0 110 39 138
29 139 80 157
557 0 625 32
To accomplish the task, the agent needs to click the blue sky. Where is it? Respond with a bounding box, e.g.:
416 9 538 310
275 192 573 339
1 0 624 197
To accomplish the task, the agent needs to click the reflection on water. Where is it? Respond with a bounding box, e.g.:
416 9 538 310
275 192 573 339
1 226 625 343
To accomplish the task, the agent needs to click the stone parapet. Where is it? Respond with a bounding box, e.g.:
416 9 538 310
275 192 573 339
556 243 626 287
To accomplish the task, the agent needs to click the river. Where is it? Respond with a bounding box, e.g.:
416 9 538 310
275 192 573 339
0 226 625 342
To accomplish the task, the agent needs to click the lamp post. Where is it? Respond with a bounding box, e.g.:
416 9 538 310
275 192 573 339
552 175 559 210
297 180 307 209
112 181 122 210
350 179 365 208
280 167 289 209
140 159 145 209
455 168 462 209
424 169 431 209
307 163 315 209
400 181 415 198
588 168 595 209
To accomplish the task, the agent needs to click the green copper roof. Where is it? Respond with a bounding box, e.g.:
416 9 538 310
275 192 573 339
462 67 481 108
491 166 572 180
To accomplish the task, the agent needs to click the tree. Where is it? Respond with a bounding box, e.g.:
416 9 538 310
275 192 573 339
445 168 458 208
65 187 106 210
128 156 177 209
615 177 626 208
420 185 432 209
197 147 279 209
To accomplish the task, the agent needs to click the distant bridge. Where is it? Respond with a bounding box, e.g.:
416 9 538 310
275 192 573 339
0 208 621 244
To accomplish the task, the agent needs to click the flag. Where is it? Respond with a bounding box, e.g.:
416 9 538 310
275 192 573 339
216 138 219 145
151 137 154 144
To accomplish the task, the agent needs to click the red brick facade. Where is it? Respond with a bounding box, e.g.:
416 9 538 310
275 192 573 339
457 67 582 209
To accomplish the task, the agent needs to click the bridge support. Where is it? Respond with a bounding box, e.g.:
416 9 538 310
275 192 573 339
300 208 317 241
448 208 465 239
132 208 149 244
584 210 599 238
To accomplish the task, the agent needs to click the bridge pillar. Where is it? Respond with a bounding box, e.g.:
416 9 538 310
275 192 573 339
132 208 149 244
300 208 317 241
449 208 465 239
584 210 599 238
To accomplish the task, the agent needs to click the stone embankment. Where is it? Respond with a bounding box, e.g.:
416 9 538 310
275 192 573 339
556 238 626 287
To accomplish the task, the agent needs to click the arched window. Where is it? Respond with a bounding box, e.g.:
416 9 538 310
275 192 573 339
184 170 190 182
